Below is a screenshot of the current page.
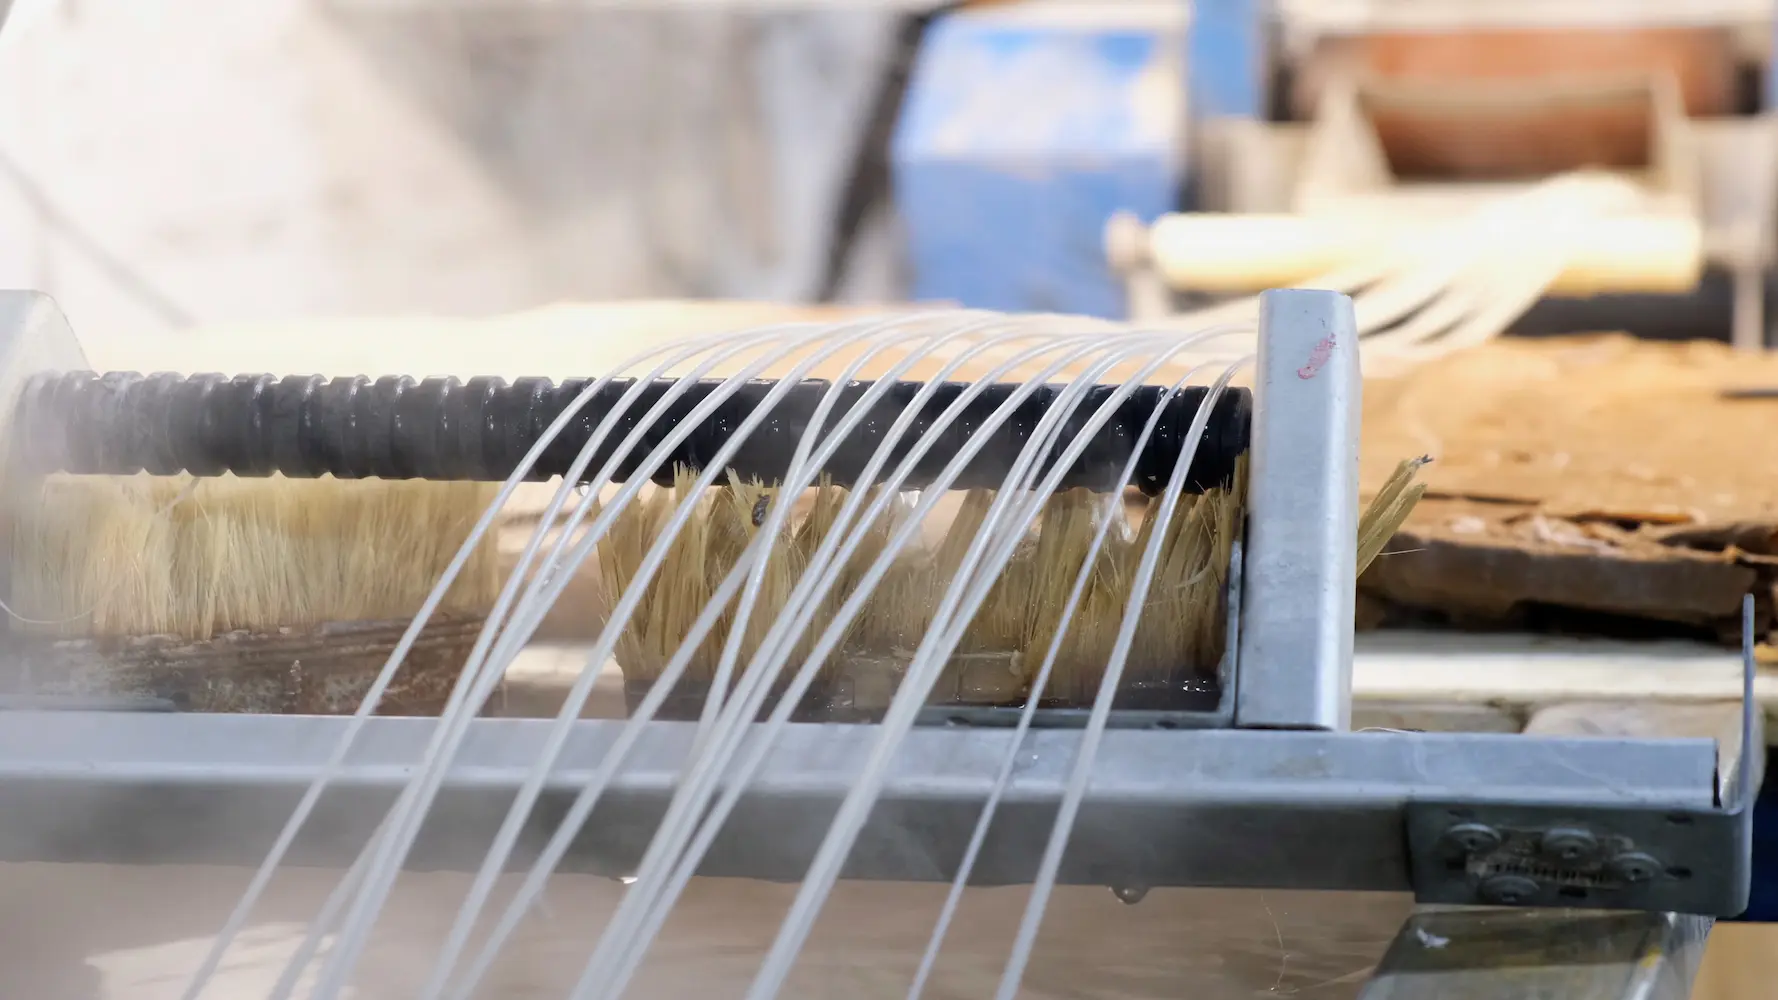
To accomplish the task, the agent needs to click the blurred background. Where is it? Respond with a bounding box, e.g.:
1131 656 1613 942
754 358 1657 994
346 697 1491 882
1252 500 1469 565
5 1 1778 997
2 0 1772 344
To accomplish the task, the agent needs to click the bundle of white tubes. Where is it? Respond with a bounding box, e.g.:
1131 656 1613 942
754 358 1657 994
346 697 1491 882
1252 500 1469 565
163 309 1269 1000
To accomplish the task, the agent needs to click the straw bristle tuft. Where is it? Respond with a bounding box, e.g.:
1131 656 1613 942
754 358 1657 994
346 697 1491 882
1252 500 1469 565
10 473 500 640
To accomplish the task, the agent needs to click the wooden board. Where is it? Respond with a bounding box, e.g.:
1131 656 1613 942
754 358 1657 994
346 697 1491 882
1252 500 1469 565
1359 334 1778 644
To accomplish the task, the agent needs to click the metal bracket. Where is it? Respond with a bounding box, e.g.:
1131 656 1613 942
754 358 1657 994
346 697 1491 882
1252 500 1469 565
1405 596 1760 919
1406 802 1746 917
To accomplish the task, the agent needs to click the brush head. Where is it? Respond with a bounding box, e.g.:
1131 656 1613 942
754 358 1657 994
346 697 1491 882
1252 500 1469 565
8 473 500 640
0 471 503 713
601 447 1430 724
601 468 1247 721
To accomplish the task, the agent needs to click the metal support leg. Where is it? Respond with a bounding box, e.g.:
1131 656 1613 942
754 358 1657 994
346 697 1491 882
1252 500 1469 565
1236 288 1362 731
1358 908 1712 1000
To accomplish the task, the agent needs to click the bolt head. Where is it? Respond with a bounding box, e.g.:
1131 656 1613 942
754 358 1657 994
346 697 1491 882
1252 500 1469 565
1539 827 1601 865
1111 884 1149 905
1443 822 1502 855
1609 852 1664 884
1478 874 1542 906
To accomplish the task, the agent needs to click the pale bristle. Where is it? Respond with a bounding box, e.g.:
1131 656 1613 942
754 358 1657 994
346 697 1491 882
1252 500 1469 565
596 470 860 686
1014 470 1249 704
596 470 722 684
1020 487 1129 703
706 473 835 677
9 473 501 640
1358 455 1432 575
596 451 1425 709
840 486 921 653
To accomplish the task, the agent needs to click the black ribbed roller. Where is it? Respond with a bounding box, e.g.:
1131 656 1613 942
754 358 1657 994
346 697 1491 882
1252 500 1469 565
11 372 1251 495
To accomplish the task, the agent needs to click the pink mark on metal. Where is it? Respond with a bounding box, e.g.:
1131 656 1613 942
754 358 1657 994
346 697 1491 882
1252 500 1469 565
1297 335 1335 379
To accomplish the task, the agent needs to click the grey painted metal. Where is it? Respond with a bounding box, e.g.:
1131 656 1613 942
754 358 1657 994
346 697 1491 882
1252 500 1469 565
1403 596 1760 919
1356 908 1712 1000
1237 288 1362 731
0 711 1721 894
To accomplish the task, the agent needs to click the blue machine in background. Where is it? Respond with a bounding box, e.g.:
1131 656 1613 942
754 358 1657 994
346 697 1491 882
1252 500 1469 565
890 1 1778 926
890 3 1191 318
891 0 1778 335
890 0 1267 319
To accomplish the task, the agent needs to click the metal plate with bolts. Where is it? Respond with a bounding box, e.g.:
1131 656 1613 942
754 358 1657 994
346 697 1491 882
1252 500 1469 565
1405 802 1746 918
1406 597 1760 919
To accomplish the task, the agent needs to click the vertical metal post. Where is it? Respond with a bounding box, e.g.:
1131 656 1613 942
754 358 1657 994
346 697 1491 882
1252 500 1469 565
1235 288 1360 731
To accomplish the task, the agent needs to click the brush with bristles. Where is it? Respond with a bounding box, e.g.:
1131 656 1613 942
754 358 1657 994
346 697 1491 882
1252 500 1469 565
595 469 857 716
3 471 502 713
4 357 1426 729
591 448 1420 719
52 309 1440 999
11 474 500 639
2 363 1243 720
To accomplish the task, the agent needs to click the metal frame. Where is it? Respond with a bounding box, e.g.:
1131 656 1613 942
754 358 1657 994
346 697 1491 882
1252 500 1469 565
0 712 1726 891
0 288 1759 1000
0 288 1754 907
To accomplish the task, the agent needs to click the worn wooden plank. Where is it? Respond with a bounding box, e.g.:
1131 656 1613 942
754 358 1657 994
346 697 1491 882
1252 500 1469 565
1359 335 1778 643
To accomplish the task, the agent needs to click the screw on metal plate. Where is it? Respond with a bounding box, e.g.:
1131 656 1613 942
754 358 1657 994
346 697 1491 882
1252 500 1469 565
1478 874 1542 906
1609 852 1665 884
1539 827 1602 865
1441 822 1502 855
